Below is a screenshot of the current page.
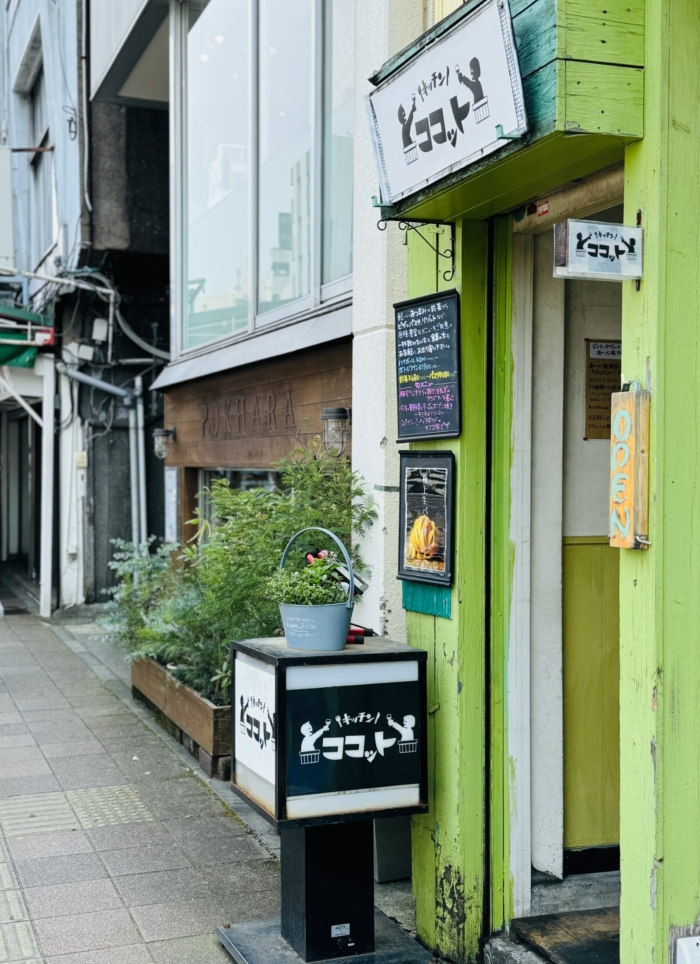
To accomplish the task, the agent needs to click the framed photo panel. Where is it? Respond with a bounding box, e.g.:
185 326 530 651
398 451 455 587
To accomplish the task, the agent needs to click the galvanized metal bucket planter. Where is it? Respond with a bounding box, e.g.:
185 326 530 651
278 526 354 652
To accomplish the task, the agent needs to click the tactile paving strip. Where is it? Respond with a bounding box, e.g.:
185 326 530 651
0 793 79 837
66 785 153 828
0 921 40 962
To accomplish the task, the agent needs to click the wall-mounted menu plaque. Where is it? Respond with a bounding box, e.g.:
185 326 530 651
394 290 461 441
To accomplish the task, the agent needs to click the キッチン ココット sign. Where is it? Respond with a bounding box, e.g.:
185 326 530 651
554 220 644 282
367 0 527 205
394 290 461 440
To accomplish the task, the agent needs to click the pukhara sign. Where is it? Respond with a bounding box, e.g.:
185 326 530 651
366 0 527 205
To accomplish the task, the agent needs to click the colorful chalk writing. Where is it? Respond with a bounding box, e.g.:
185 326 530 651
394 290 461 440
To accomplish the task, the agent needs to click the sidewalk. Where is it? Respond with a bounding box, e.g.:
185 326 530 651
0 614 416 963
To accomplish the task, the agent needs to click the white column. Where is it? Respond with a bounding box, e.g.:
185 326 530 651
352 0 427 639
39 356 56 618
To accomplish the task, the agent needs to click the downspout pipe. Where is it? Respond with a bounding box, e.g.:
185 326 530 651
134 376 148 546
56 363 145 549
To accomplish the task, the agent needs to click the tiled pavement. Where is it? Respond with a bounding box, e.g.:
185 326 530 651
0 614 281 963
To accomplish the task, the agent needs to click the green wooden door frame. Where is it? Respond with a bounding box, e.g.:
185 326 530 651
405 221 488 963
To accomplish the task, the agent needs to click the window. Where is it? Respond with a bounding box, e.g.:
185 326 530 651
198 468 281 531
184 0 250 350
29 67 54 268
175 0 354 354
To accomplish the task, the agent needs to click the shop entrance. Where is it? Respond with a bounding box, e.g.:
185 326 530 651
507 193 623 956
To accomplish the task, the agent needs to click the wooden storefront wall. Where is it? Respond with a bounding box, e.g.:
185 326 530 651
162 340 352 535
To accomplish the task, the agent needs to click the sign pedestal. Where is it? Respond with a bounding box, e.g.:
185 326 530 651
218 637 430 964
216 908 435 964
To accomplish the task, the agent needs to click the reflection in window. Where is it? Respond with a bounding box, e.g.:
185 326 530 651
258 0 312 314
185 0 249 350
323 0 354 285
198 468 282 533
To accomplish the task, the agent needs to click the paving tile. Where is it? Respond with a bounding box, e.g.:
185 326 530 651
45 946 154 964
0 920 41 960
23 878 121 920
0 775 61 800
147 933 230 964
41 742 105 760
48 756 116 776
75 706 130 720
0 864 17 892
57 769 128 792
7 831 92 862
163 818 267 866
46 944 154 964
0 891 28 925
130 898 226 942
20 709 81 724
0 793 79 837
0 737 35 751
99 846 191 878
66 786 152 829
113 868 210 907
14 853 107 889
86 823 171 853
0 761 51 781
0 718 23 729
202 859 280 898
12 699 69 712
34 908 141 957
0 727 28 739
217 888 280 922
27 723 93 745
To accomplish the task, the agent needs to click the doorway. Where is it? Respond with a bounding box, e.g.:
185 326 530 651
503 201 625 940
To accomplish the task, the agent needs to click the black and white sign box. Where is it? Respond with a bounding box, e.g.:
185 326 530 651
553 219 644 282
231 638 428 829
366 0 527 206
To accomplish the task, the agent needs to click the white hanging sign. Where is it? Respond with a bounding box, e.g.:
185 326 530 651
553 219 644 282
366 0 527 205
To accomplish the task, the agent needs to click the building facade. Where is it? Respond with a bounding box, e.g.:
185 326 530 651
356 2 700 964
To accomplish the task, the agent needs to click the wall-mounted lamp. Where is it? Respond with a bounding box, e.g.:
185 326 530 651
321 407 350 458
153 427 176 460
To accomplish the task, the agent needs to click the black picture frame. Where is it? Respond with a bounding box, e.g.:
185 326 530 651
397 450 455 587
394 289 461 441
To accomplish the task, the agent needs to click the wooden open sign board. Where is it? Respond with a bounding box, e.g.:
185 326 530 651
609 390 650 549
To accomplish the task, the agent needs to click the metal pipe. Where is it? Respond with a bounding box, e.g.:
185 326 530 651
128 408 140 547
39 357 55 619
55 362 133 401
135 376 148 546
0 372 43 426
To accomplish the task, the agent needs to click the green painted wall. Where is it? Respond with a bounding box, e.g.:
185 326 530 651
405 222 488 962
620 2 700 962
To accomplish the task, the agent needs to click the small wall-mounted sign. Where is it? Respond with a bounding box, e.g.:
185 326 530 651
584 340 621 440
609 389 650 549
367 0 527 205
554 220 643 282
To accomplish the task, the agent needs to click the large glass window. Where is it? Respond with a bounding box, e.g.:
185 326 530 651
258 0 313 314
178 0 354 353
184 0 250 350
323 0 354 285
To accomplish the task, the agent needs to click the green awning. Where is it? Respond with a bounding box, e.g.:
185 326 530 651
0 331 38 368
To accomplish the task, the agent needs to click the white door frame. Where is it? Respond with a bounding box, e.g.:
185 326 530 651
506 169 625 916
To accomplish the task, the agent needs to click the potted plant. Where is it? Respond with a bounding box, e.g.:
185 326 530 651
266 527 356 651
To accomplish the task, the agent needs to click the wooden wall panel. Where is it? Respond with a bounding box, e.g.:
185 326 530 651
163 340 352 470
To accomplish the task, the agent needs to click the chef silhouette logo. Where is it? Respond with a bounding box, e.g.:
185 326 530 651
398 95 418 164
456 57 490 124
387 713 418 754
299 719 331 764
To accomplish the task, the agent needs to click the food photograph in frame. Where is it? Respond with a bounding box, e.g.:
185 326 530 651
398 451 455 587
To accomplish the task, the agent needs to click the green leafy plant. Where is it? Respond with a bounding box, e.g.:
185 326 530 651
266 553 348 606
103 439 376 705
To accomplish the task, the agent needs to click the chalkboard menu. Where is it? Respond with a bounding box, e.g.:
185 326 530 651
394 290 461 441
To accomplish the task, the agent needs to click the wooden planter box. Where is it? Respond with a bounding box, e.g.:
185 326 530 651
131 659 232 780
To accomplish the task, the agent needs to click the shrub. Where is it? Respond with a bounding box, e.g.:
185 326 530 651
266 552 348 606
102 440 375 704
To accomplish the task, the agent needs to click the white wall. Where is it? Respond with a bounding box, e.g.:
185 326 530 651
4 0 82 275
90 0 146 96
352 0 428 640
563 279 622 536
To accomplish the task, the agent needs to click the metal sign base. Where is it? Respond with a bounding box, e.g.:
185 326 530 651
216 910 436 964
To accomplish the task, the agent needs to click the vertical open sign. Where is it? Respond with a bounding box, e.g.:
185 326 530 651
609 390 650 549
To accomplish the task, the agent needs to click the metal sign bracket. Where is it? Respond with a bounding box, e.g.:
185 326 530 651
374 205 456 283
